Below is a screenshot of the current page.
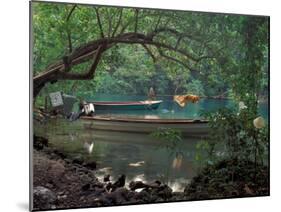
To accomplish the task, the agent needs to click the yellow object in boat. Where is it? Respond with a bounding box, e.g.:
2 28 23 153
173 94 200 107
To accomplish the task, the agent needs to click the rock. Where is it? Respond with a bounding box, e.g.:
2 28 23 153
155 197 164 202
45 183 54 189
83 161 97 169
57 191 65 195
93 187 106 196
126 190 136 200
154 180 162 185
53 150 67 159
129 180 161 191
72 155 83 165
93 181 104 188
33 186 57 209
34 135 48 150
57 194 67 200
170 192 185 201
47 161 65 181
108 175 126 192
104 188 129 204
104 174 110 182
129 181 147 191
93 196 112 206
82 183 91 191
135 190 150 201
114 187 130 200
157 185 173 199
65 159 72 164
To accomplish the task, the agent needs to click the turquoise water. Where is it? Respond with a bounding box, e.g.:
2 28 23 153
79 93 268 120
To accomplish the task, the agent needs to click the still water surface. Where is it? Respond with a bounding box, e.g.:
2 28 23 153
36 119 200 192
80 94 268 120
36 95 268 192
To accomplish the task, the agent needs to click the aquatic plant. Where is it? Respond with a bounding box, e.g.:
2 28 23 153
150 127 183 153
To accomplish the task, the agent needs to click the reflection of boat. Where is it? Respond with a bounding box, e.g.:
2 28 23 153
89 100 162 110
81 115 209 138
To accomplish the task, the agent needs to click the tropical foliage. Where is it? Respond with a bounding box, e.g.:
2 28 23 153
32 2 268 103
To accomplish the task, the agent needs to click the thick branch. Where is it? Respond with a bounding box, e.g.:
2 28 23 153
33 31 213 97
65 5 77 53
66 4 77 22
58 44 105 80
158 48 193 70
34 32 204 82
67 29 72 53
113 37 199 62
106 10 112 37
94 8 105 38
112 9 123 37
142 44 156 62
134 9 139 33
175 36 182 50
154 15 162 31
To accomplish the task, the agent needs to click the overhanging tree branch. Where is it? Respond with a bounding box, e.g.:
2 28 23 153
111 8 123 37
106 9 112 37
141 44 156 62
134 9 139 33
58 44 105 80
157 48 194 71
66 4 77 22
94 7 105 38
65 4 77 53
33 29 212 97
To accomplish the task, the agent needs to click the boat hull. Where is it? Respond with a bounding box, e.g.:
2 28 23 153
90 100 162 110
81 116 209 138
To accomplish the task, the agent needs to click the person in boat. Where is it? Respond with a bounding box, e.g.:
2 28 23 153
68 100 95 121
148 87 156 100
80 100 95 116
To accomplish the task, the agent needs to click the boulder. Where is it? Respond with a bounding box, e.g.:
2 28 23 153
104 174 110 182
34 135 48 150
33 186 57 209
157 185 173 199
83 161 97 169
72 155 84 165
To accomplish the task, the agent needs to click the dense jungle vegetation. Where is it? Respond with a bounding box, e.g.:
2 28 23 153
32 2 269 102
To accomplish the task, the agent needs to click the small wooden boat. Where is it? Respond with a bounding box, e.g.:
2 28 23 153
81 115 209 138
89 100 162 110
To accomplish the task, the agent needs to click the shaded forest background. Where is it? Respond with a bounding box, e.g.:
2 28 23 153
32 2 269 107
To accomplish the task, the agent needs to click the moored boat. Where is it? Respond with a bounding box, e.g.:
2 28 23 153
89 100 162 110
81 115 209 138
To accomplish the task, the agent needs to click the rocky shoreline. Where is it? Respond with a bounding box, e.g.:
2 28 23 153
33 135 188 210
32 135 269 210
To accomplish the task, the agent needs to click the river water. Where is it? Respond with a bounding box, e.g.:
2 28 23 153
35 95 268 192
80 94 268 120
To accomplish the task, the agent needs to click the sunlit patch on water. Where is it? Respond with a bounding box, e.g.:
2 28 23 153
128 161 145 167
131 174 146 182
168 178 191 192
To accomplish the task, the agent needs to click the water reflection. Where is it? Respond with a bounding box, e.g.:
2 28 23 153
83 141 94 154
129 161 145 167
35 119 200 192
172 154 183 170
